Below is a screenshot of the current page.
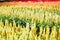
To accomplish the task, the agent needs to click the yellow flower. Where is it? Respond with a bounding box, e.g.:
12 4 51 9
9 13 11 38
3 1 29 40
7 35 14 40
39 26 43 37
54 15 59 24
31 23 36 34
40 14 44 23
58 28 60 40
0 35 2 40
29 32 35 40
13 20 16 27
13 20 17 30
26 23 30 34
0 26 3 34
45 26 50 40
2 29 6 36
0 19 4 27
5 19 9 27
42 28 46 40
35 35 38 40
10 23 12 28
13 33 18 40
50 26 57 40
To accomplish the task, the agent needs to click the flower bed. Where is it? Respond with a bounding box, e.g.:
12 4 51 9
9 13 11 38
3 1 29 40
0 2 60 40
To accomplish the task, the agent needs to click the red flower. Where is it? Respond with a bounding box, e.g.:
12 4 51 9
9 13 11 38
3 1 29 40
30 0 38 2
10 0 59 2
10 0 28 1
42 0 59 2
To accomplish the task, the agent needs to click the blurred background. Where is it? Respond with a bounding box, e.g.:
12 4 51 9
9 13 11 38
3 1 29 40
0 0 60 2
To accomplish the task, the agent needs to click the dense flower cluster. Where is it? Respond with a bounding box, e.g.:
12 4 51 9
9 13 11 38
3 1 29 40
0 5 60 40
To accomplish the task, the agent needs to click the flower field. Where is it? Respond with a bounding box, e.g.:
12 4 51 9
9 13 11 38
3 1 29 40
0 2 60 40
